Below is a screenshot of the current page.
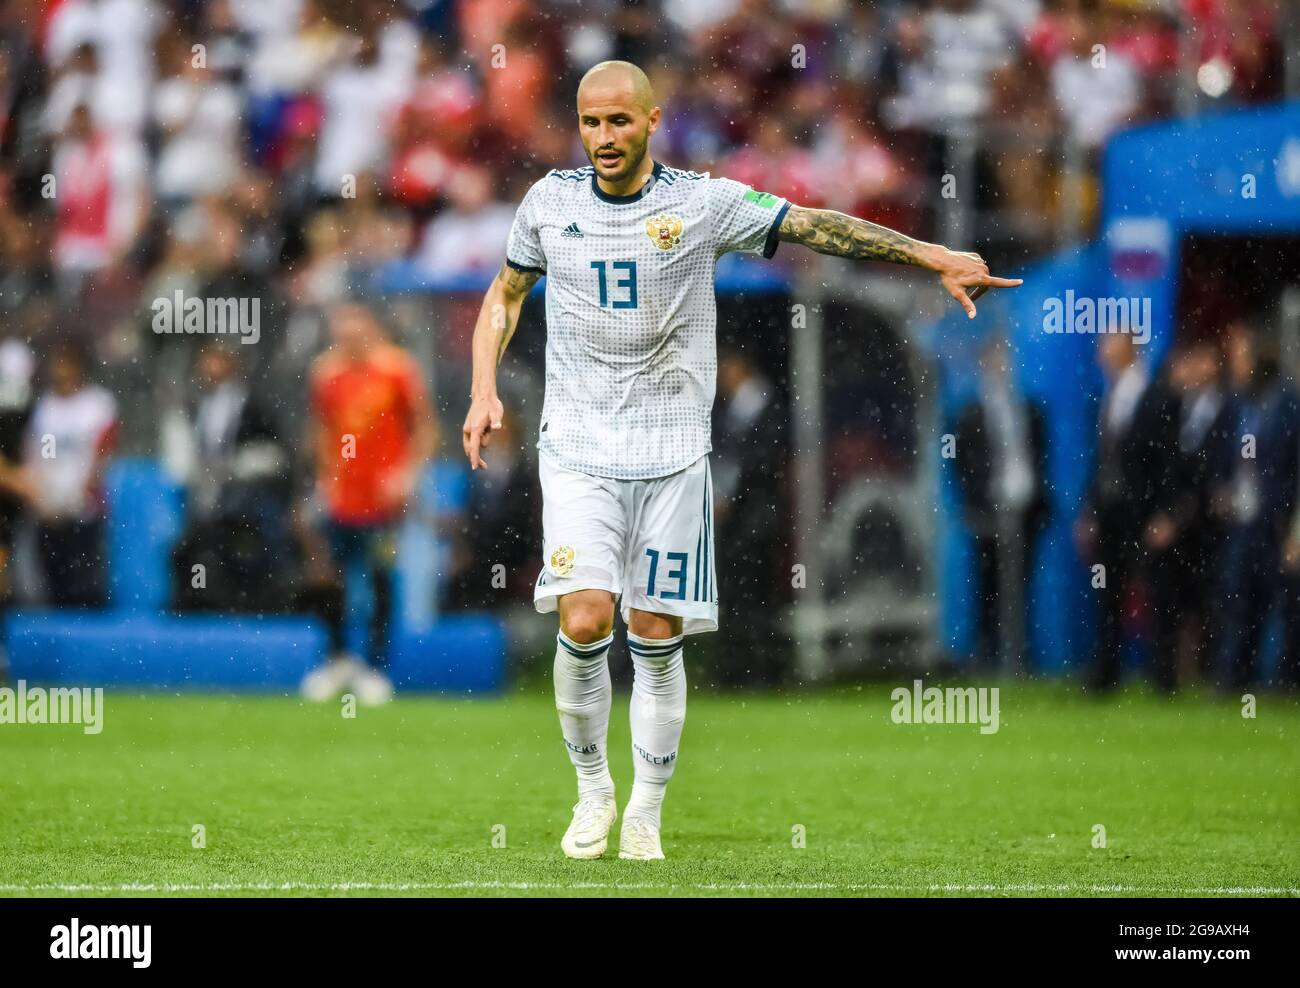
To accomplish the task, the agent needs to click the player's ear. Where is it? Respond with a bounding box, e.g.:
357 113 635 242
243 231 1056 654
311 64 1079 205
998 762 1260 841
647 105 661 135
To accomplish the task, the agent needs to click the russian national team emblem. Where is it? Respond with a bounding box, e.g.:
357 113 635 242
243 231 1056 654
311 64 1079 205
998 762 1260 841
645 213 684 251
549 545 576 577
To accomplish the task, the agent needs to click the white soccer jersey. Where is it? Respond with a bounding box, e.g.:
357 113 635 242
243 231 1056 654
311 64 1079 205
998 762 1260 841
505 162 790 480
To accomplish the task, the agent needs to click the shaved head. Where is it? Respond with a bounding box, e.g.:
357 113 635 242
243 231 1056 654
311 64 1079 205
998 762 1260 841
576 60 661 192
577 60 656 113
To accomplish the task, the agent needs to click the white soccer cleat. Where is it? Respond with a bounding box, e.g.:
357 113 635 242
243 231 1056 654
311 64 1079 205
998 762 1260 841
561 796 618 860
351 665 394 706
300 655 363 702
617 816 665 861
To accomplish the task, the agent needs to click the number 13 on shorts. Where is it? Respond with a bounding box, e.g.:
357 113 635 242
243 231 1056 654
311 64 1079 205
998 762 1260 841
644 549 690 600
641 454 714 608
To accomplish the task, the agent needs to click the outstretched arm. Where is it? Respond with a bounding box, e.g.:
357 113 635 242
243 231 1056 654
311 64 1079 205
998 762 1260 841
462 263 542 470
777 204 1022 318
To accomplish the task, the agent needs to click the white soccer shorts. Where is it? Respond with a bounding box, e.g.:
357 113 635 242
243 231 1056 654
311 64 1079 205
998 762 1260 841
533 451 718 635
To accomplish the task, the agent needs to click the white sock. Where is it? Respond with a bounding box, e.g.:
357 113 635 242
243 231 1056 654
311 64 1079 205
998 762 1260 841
625 631 686 829
554 629 615 801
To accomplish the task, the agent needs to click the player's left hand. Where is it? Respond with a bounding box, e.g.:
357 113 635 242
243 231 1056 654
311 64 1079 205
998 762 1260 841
929 248 1023 319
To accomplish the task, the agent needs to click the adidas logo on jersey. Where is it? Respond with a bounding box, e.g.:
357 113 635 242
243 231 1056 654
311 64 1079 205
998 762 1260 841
561 222 584 239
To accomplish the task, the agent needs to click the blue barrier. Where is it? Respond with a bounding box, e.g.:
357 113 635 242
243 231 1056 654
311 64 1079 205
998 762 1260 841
388 613 508 694
4 609 508 692
4 611 327 689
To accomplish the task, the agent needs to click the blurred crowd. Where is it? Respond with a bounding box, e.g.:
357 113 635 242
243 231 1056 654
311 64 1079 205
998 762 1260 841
0 0 1291 688
0 0 1290 341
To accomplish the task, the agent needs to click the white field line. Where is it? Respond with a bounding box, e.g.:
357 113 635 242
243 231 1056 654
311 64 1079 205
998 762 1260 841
0 881 1295 896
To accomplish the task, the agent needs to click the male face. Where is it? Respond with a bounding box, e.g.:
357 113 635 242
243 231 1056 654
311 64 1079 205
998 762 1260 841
50 352 83 396
577 69 660 186
1171 343 1217 392
1098 334 1134 377
198 347 236 387
1225 325 1255 388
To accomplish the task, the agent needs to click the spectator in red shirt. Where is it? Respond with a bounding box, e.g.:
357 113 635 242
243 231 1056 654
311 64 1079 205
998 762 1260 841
300 301 437 705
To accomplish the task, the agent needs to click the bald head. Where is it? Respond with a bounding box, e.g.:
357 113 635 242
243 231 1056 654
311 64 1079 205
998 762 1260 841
577 61 656 114
576 60 661 190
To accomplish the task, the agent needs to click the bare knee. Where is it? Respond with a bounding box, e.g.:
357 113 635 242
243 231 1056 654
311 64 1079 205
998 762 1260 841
628 609 683 640
559 590 615 644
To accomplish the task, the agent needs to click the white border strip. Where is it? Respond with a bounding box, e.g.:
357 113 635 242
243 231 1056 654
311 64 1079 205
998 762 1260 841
0 881 1295 896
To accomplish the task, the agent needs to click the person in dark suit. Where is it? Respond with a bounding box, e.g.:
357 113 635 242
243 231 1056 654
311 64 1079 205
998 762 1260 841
953 334 1050 671
171 343 291 612
1144 339 1232 690
710 346 790 686
1279 493 1300 692
1075 332 1179 693
1211 323 1300 691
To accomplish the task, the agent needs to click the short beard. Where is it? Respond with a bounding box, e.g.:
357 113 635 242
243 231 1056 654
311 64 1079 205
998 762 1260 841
591 135 647 183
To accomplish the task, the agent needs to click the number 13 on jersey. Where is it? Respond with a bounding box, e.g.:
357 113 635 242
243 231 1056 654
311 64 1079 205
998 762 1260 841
591 260 638 309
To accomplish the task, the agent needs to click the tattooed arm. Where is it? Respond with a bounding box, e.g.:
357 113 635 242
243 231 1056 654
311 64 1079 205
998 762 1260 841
463 262 542 469
777 204 1022 318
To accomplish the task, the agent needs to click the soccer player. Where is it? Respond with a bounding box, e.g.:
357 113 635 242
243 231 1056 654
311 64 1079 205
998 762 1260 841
301 302 437 705
461 61 1021 860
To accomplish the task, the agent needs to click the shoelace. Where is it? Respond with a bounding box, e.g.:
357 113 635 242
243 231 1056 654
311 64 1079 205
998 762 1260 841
571 799 611 828
623 817 656 840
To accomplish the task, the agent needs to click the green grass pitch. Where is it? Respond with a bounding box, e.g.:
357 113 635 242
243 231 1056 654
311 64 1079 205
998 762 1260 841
2 683 1297 897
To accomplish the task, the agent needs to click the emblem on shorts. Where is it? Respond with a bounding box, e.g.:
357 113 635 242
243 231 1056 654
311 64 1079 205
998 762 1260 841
549 545 576 577
645 213 684 251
